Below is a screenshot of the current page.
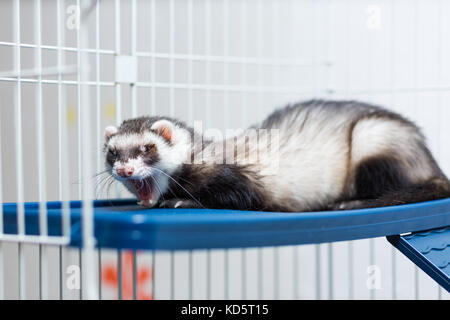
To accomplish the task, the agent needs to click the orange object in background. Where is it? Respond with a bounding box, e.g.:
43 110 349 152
102 251 153 300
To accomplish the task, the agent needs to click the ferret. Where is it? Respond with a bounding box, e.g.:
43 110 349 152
103 100 450 212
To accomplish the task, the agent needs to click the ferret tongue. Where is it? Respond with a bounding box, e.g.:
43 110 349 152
130 179 155 207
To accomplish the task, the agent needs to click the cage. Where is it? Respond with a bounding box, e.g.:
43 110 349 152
0 0 449 300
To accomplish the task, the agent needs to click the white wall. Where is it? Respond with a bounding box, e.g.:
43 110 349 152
0 0 449 299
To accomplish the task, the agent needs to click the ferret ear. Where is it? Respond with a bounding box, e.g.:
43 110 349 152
104 126 118 141
151 119 174 143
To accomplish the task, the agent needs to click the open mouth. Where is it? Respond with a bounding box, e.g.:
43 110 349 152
128 177 158 207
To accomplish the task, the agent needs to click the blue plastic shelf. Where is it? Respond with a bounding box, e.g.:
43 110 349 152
387 227 450 292
2 198 450 251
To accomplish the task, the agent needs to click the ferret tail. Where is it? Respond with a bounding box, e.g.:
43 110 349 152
334 177 450 210
363 177 450 208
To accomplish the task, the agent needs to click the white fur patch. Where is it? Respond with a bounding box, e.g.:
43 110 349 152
352 117 434 183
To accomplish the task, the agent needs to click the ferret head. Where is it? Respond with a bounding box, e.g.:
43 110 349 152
104 117 193 207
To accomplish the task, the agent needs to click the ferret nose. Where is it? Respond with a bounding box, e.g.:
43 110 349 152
117 166 134 177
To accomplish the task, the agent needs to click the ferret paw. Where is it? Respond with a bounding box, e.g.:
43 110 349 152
332 200 365 211
137 199 157 208
159 199 201 209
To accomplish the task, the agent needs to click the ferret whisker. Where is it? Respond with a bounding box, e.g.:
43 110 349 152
95 173 112 189
103 175 115 195
150 167 204 208
96 173 112 188
164 182 178 199
96 175 114 199
105 177 117 200
172 175 195 188
92 170 109 178
148 175 166 205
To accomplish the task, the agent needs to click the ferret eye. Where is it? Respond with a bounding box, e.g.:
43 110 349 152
109 148 117 157
140 144 155 153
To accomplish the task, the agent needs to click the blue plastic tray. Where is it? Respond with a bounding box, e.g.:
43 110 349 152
2 198 450 250
387 227 450 292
